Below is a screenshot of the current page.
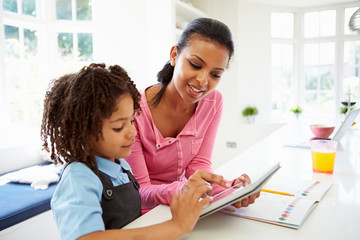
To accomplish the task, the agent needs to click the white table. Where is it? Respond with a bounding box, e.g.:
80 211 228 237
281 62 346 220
125 123 360 240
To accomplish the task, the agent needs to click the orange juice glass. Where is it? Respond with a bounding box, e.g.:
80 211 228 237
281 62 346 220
310 140 338 174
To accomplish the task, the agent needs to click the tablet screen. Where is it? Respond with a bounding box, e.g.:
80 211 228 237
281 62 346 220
210 182 244 204
200 162 281 218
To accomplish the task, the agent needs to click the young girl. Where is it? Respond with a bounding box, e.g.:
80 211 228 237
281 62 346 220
41 63 230 240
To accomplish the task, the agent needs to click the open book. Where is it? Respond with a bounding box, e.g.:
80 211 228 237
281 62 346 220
220 178 333 229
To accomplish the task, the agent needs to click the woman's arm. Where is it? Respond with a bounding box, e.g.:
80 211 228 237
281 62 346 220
185 91 223 181
184 92 260 207
126 121 187 208
126 91 226 208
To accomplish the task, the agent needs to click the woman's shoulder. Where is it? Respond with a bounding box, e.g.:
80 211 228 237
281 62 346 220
138 85 153 108
141 85 161 102
136 85 159 120
212 89 223 100
202 89 223 104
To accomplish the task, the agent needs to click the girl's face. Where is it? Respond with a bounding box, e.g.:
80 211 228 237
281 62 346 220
91 94 136 162
170 37 229 104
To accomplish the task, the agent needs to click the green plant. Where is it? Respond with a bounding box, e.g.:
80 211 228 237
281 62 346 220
242 106 258 116
340 106 355 114
290 106 302 114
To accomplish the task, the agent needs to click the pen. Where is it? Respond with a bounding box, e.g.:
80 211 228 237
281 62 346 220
261 189 294 196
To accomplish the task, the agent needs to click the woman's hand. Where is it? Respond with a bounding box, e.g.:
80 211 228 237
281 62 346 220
182 170 231 197
231 174 260 208
169 170 231 234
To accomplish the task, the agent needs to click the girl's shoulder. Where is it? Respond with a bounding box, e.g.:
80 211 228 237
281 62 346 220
53 162 103 203
62 161 91 173
118 158 132 173
61 162 102 187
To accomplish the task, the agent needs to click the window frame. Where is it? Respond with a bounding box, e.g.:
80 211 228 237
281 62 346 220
0 0 94 148
270 10 297 120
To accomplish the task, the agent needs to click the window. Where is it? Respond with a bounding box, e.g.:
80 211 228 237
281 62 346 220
4 24 41 126
343 41 360 104
304 10 336 38
57 32 93 61
0 0 94 147
55 0 93 76
2 0 42 147
271 12 294 39
271 5 360 121
343 7 360 105
303 42 335 116
271 43 294 115
3 0 18 13
271 12 294 119
303 10 336 117
56 0 92 20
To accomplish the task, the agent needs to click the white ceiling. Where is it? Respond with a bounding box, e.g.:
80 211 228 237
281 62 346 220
244 0 359 8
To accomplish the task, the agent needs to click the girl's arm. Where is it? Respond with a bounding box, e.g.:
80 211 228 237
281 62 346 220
78 171 228 240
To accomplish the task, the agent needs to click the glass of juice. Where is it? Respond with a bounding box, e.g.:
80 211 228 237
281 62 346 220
310 140 338 174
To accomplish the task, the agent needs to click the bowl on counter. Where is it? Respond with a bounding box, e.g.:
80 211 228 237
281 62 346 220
309 124 335 139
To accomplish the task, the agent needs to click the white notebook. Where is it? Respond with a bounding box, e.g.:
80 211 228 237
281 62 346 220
221 179 333 229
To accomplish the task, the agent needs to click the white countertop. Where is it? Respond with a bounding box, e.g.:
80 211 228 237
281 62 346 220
125 123 360 240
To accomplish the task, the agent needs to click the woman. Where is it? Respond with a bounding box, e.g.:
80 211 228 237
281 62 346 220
126 18 260 212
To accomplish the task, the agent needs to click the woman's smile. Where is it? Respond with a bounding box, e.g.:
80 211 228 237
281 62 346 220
187 83 205 98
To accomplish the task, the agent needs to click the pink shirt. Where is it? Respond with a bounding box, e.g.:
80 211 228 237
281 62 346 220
126 87 225 212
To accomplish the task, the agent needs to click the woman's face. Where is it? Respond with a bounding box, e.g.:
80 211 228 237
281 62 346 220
170 37 229 104
91 94 136 162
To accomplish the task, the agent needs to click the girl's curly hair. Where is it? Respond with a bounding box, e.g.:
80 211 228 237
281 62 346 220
40 63 141 174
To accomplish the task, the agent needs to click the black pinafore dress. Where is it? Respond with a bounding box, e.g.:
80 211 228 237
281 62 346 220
98 166 142 229
60 162 142 229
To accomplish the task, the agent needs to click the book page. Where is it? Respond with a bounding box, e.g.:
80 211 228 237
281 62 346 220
221 192 317 229
263 177 333 201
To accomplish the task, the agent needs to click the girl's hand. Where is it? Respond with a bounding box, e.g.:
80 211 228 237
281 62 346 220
231 174 260 208
169 170 230 234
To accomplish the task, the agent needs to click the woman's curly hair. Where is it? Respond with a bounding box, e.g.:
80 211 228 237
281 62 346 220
40 63 141 174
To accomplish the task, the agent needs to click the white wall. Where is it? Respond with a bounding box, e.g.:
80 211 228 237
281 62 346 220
237 2 272 123
196 0 280 167
92 0 149 90
207 1 273 125
145 0 176 88
92 0 176 91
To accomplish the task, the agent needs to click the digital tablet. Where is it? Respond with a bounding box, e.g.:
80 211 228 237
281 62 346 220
200 162 281 218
